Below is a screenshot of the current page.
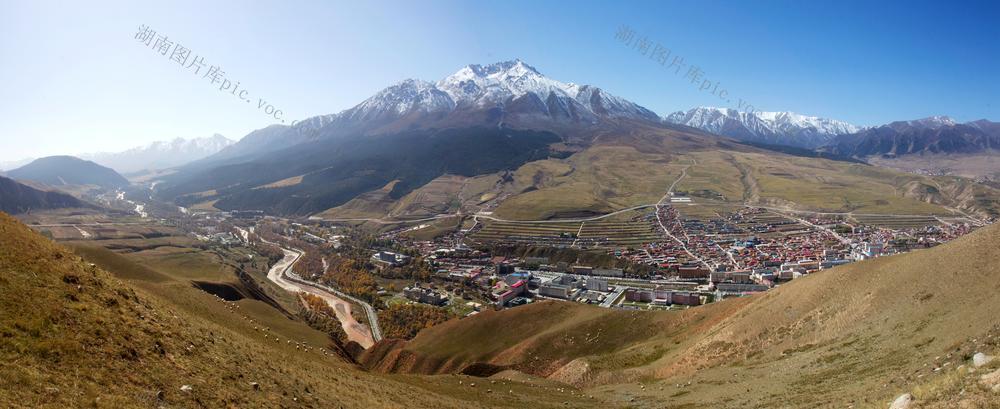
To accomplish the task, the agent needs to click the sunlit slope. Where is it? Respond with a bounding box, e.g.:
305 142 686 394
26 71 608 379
492 143 1000 220
0 212 603 408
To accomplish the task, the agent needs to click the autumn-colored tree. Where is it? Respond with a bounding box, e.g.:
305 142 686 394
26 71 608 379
319 255 378 302
299 293 348 344
293 250 325 279
377 303 453 340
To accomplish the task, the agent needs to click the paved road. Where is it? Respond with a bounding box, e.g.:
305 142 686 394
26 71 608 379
264 244 380 347
770 210 852 245
654 164 710 269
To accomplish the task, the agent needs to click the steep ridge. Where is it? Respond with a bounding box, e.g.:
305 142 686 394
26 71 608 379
361 223 1000 407
0 212 600 408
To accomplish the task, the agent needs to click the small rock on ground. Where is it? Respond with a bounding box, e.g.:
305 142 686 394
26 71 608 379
972 352 993 368
890 393 913 409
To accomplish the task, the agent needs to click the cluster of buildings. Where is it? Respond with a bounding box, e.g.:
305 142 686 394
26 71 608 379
371 251 411 270
616 205 986 302
538 274 609 303
623 287 702 307
402 285 449 306
365 202 987 313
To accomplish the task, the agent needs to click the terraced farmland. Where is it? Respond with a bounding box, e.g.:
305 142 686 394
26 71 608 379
850 214 940 229
471 218 662 248
577 220 662 247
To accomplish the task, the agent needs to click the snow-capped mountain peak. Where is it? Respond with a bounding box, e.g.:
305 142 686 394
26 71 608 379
437 59 581 106
665 107 860 148
80 134 234 173
333 59 659 125
208 60 664 159
754 111 860 136
900 115 957 129
139 133 232 153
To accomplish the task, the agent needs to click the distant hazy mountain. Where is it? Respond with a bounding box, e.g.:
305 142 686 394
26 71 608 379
205 59 661 163
664 107 860 148
0 157 35 172
7 156 129 188
820 116 1000 158
82 134 233 174
0 175 84 214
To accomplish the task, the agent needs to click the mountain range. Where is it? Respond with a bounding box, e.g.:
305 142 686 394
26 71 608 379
820 116 1000 158
665 107 861 148
81 134 234 174
155 60 683 214
148 59 1000 219
200 59 661 164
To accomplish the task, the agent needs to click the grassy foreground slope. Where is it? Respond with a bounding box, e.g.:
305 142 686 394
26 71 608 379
364 223 1000 407
0 212 601 408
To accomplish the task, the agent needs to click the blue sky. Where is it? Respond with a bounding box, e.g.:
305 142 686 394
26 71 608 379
1 0 998 162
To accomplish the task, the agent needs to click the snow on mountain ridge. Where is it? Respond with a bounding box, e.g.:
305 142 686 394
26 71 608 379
349 79 455 119
328 59 658 124
756 111 860 135
81 134 234 173
665 107 860 148
437 59 582 105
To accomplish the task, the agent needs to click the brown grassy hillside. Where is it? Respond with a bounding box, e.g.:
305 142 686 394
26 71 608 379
0 212 602 408
365 223 1000 408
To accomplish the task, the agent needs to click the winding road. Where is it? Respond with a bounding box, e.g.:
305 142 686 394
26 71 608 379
264 243 381 348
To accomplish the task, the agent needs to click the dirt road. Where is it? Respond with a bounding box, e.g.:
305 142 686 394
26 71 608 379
266 247 376 348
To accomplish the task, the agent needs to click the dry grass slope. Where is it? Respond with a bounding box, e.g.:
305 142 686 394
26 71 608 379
0 212 604 408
